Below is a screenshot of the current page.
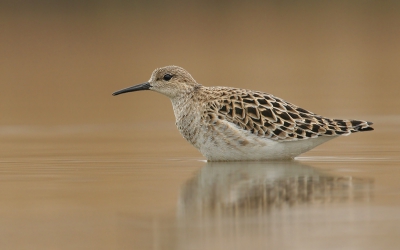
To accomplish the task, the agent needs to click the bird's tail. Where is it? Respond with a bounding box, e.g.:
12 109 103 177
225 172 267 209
331 119 374 135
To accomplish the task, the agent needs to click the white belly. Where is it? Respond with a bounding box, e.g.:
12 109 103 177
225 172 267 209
194 121 335 161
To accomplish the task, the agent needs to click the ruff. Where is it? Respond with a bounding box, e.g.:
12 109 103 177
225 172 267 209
113 66 373 161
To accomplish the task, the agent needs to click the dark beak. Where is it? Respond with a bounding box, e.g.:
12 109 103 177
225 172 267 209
112 82 151 96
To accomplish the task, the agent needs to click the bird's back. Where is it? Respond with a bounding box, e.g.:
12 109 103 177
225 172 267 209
201 86 373 142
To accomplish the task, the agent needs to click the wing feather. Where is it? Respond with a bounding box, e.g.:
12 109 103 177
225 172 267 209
204 88 373 142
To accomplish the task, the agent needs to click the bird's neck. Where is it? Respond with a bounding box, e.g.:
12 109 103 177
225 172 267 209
170 85 203 117
170 91 197 122
170 89 203 147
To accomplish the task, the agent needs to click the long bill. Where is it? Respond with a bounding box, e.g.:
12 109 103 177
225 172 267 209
112 82 151 96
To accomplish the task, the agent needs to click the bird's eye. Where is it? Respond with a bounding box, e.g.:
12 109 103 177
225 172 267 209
163 74 173 81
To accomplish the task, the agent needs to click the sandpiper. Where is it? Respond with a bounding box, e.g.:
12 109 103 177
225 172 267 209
113 66 373 161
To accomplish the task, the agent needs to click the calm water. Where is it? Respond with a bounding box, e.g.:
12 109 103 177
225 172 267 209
0 117 399 250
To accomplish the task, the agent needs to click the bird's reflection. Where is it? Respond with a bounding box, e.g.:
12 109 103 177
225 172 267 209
178 161 373 217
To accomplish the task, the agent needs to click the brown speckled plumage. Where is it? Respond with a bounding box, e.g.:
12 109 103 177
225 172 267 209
201 87 373 142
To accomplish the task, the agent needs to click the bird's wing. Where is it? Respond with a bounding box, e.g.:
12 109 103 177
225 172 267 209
205 88 373 142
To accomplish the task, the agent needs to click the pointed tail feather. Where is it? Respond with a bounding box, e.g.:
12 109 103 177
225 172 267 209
328 119 374 136
346 120 374 133
352 120 374 132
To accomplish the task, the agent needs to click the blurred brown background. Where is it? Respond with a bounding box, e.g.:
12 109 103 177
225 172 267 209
1 0 399 127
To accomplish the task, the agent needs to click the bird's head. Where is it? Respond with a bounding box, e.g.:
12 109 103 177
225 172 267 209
113 66 200 99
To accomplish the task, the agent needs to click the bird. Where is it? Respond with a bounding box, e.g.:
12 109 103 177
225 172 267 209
112 66 373 161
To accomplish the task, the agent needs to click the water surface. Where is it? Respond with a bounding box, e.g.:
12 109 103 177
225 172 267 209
0 117 399 250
